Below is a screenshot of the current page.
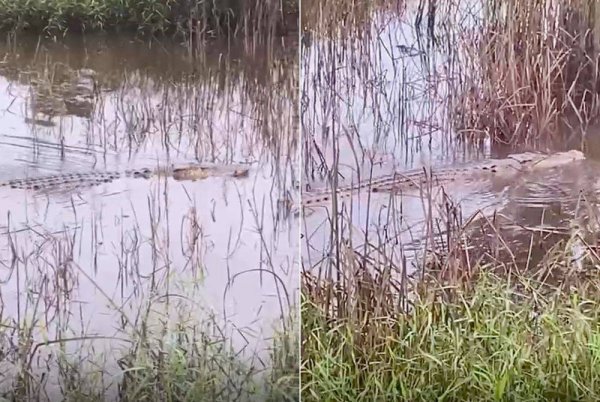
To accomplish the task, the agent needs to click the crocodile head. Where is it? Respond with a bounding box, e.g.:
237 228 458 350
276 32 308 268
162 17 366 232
131 168 152 178
171 165 250 181
504 149 584 170
529 149 585 170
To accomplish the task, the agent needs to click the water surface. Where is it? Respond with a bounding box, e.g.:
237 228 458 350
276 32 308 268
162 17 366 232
301 3 600 276
0 33 298 398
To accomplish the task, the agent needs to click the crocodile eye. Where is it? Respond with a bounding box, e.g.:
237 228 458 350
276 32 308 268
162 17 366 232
232 169 249 178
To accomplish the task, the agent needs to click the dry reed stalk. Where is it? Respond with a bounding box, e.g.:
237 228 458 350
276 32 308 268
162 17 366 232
454 0 600 146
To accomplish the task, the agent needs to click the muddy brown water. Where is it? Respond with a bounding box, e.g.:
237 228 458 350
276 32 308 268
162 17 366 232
301 5 600 277
0 34 298 397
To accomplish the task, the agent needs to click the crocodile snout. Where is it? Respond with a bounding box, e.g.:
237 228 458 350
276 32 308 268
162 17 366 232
132 168 153 178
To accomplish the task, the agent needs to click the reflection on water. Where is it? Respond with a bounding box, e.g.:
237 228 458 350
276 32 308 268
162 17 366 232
301 4 600 276
0 33 298 397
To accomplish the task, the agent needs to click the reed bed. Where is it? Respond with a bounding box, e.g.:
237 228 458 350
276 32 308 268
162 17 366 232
453 0 600 146
303 0 600 149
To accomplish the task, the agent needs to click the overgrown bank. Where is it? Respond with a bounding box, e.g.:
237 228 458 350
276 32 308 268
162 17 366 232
302 269 600 401
0 0 298 37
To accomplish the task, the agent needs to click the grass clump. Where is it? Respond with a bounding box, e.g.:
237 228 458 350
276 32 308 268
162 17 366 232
302 272 600 401
265 309 300 402
116 311 298 401
116 330 258 401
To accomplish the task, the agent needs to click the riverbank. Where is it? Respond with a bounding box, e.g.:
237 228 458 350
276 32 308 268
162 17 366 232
0 0 298 37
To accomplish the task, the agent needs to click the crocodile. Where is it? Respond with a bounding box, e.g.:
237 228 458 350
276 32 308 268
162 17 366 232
0 164 250 191
302 150 585 207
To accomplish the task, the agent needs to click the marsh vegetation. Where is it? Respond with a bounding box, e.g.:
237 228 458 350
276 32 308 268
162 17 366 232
0 0 298 39
301 0 600 400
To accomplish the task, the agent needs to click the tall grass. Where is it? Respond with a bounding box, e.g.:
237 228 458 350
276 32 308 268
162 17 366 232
302 270 600 401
